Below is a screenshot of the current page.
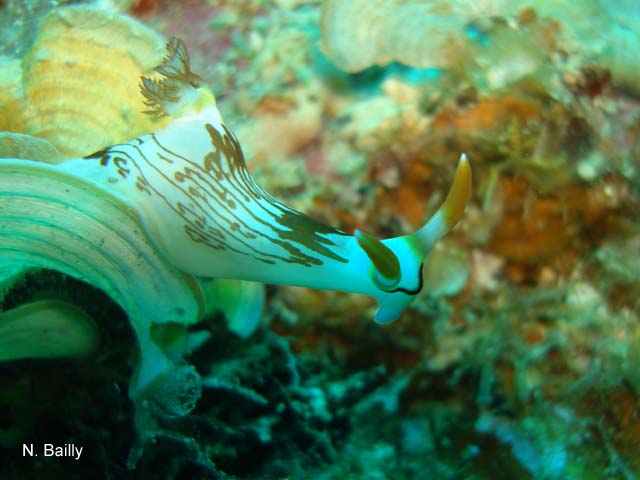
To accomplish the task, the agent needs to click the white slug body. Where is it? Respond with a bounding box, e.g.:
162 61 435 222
60 39 472 324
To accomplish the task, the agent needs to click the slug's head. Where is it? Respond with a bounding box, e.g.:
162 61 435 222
355 154 471 323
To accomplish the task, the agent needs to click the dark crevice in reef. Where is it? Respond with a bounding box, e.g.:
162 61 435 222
0 269 136 480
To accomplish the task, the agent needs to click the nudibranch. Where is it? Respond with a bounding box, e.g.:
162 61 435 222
61 38 471 324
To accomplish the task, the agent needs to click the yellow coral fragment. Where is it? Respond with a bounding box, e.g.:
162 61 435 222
20 5 168 157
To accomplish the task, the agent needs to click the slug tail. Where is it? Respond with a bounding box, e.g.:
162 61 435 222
440 153 472 230
410 154 471 255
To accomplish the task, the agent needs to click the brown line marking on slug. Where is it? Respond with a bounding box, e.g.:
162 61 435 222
148 131 324 265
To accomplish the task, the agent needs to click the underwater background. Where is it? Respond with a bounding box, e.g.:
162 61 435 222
0 0 639 479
